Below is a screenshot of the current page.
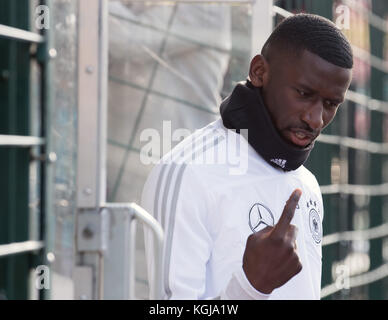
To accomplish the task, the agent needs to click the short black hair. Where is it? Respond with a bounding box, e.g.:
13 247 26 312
262 13 353 69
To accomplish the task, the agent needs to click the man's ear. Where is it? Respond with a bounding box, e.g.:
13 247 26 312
249 55 269 87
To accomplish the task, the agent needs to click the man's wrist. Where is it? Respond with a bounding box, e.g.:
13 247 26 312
221 268 271 300
236 267 271 299
242 265 273 295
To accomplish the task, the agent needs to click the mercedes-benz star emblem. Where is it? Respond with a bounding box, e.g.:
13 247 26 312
249 203 275 233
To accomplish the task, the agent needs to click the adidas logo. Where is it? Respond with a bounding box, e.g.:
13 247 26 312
270 158 287 169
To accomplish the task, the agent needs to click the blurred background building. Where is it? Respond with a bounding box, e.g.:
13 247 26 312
0 0 388 300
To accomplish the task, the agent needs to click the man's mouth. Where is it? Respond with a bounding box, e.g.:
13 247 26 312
285 129 317 148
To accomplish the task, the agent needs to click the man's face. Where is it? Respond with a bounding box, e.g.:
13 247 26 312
250 49 352 148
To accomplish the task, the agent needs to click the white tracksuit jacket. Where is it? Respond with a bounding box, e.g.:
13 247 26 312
142 118 324 300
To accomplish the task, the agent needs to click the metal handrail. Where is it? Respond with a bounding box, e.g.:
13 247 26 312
0 24 44 43
0 241 44 257
104 202 164 300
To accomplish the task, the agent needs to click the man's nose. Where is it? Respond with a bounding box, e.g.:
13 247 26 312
301 101 324 131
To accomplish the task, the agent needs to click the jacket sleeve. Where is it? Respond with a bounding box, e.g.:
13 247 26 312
142 162 270 300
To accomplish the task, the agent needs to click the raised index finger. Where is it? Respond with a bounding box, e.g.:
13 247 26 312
273 189 302 237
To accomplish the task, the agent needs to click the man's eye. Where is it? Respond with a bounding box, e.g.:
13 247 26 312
324 100 338 108
297 89 307 97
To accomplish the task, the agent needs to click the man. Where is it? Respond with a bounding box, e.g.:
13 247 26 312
142 13 353 299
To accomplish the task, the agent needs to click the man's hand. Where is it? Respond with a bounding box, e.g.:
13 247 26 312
242 189 303 294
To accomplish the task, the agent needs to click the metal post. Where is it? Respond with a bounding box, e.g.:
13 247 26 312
74 0 108 300
38 0 56 301
76 0 107 210
250 0 273 59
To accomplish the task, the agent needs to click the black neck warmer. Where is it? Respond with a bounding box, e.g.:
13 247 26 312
220 80 314 171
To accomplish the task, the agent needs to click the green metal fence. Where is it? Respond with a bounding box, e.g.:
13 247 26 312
0 0 51 300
